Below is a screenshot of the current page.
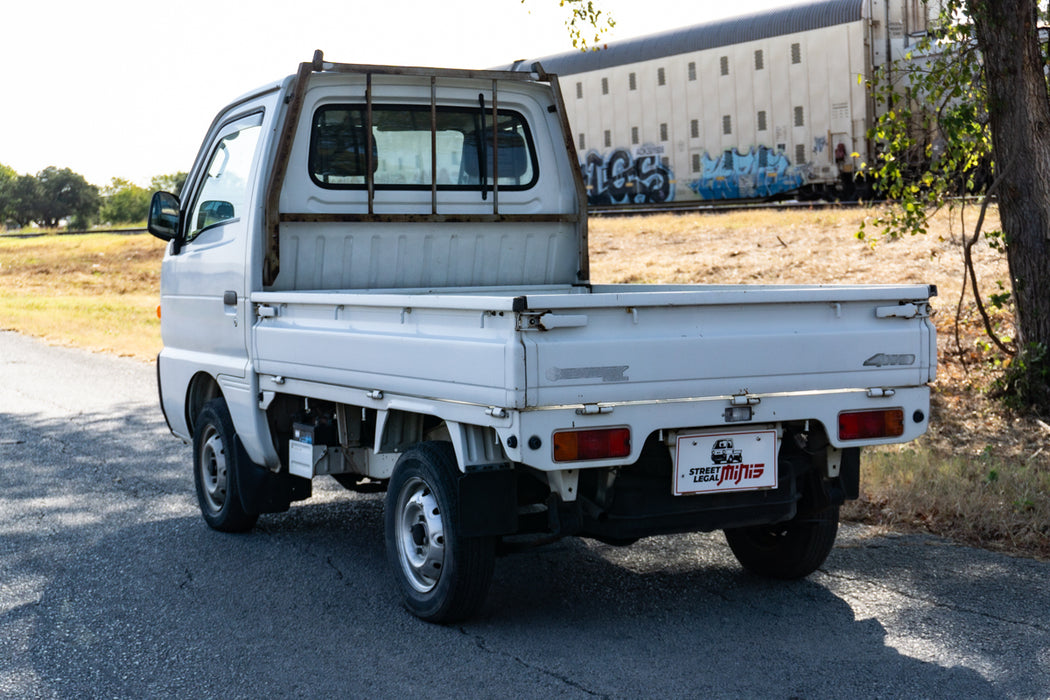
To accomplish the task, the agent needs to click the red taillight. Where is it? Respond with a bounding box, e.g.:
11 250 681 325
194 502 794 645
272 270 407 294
838 409 905 440
552 427 631 462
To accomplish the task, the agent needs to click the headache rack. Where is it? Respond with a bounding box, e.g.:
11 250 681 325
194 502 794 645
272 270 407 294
263 50 588 287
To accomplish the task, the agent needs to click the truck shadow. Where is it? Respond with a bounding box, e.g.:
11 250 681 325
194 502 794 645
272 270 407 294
481 536 1010 698
0 408 1021 698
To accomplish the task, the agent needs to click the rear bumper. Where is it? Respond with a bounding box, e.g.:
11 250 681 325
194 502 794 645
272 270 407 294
502 385 930 472
520 440 857 540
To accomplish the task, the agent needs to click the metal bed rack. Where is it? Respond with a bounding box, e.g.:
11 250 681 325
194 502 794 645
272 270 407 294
263 50 588 286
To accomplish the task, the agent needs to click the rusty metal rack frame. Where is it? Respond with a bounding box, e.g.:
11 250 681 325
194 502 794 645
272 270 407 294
263 50 589 287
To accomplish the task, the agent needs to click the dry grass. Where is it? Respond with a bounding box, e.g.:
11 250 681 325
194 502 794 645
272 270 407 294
591 205 1049 559
848 445 1050 557
0 233 163 360
590 206 998 293
1 209 1046 558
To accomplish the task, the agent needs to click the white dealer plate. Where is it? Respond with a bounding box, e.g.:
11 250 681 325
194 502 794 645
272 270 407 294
673 429 778 496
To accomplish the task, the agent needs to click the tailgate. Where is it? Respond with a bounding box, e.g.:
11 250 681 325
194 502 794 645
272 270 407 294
520 285 936 407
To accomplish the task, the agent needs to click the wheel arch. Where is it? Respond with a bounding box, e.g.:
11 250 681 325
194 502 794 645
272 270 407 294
375 407 508 473
185 372 223 438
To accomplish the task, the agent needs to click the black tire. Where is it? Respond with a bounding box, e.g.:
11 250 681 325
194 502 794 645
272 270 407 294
724 506 839 579
192 398 259 533
384 442 495 623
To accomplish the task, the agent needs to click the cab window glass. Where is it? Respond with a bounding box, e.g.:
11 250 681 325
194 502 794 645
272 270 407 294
187 114 263 240
309 105 537 190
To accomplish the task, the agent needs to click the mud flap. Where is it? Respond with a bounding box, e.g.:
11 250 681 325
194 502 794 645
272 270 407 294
457 468 518 537
235 437 312 514
840 447 861 500
805 447 861 515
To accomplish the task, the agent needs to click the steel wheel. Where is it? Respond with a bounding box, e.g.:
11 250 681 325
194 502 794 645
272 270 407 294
384 442 495 623
197 425 229 515
192 398 258 532
394 476 445 593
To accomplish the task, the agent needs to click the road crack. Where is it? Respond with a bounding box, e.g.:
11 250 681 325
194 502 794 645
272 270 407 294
325 556 345 580
460 628 611 698
176 568 194 590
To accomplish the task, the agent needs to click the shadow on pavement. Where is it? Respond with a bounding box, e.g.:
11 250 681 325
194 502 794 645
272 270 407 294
0 408 1023 698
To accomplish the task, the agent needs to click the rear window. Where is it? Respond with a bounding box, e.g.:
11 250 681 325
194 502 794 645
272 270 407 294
309 104 538 190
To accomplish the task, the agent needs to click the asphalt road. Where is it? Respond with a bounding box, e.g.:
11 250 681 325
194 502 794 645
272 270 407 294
1 330 1048 699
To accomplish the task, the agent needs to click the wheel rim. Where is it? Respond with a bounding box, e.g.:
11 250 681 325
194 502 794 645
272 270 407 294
198 424 229 514
394 476 445 593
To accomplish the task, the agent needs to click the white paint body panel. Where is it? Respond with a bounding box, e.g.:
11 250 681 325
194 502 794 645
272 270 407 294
521 284 935 407
250 283 935 471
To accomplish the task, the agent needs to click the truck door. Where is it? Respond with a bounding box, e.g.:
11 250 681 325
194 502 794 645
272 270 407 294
160 111 264 380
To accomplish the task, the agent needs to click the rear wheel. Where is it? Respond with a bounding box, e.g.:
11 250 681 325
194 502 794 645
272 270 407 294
724 506 839 579
384 442 495 623
193 398 259 533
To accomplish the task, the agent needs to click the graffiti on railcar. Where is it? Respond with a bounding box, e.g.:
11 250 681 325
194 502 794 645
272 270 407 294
581 146 676 205
688 146 808 200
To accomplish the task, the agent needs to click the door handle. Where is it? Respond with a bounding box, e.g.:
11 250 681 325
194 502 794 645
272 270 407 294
223 290 237 307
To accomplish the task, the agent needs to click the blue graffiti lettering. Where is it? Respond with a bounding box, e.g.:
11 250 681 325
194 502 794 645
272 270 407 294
688 146 808 200
581 146 676 205
813 136 827 154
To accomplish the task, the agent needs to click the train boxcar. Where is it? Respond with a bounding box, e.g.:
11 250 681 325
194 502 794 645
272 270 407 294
508 0 931 205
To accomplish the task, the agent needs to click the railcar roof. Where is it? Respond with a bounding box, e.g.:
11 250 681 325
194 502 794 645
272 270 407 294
510 0 864 76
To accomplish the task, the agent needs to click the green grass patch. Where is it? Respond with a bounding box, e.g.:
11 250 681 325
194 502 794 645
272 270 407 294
0 292 160 360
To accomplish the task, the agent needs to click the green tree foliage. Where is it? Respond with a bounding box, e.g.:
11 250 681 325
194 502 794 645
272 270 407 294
0 168 189 230
863 4 1007 352
0 163 16 226
864 0 1050 410
7 174 44 229
522 0 614 50
100 177 151 224
34 166 101 229
862 12 991 240
150 172 188 197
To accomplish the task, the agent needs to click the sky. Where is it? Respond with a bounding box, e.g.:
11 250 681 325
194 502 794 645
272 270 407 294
0 0 783 187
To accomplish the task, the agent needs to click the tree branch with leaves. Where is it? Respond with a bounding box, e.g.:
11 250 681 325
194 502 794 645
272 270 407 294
863 0 1050 410
522 0 615 50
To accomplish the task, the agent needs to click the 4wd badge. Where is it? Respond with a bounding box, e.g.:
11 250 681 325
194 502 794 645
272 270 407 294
673 429 778 496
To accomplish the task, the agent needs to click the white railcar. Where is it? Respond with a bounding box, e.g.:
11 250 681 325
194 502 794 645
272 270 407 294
511 0 932 204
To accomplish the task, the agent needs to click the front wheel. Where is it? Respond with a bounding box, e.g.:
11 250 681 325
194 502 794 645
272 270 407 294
724 506 839 579
193 398 259 533
384 442 495 623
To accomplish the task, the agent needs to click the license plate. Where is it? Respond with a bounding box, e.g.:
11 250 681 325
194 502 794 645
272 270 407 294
673 429 778 496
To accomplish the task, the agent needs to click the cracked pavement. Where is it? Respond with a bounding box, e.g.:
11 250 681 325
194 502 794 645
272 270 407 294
1 330 1048 699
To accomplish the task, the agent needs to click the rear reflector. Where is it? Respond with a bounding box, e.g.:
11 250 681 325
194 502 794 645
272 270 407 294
838 409 905 440
552 427 631 462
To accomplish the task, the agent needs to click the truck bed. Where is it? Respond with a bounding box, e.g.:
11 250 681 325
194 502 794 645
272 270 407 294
252 281 936 412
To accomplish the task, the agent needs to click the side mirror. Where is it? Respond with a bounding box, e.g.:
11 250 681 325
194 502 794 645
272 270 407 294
148 191 181 242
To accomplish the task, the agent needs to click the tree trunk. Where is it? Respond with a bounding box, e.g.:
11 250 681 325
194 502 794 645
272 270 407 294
970 0 1050 407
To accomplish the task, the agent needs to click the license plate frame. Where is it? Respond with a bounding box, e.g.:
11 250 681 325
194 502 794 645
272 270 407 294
673 428 778 496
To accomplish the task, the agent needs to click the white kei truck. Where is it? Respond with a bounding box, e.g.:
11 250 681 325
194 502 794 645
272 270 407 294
148 52 936 623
